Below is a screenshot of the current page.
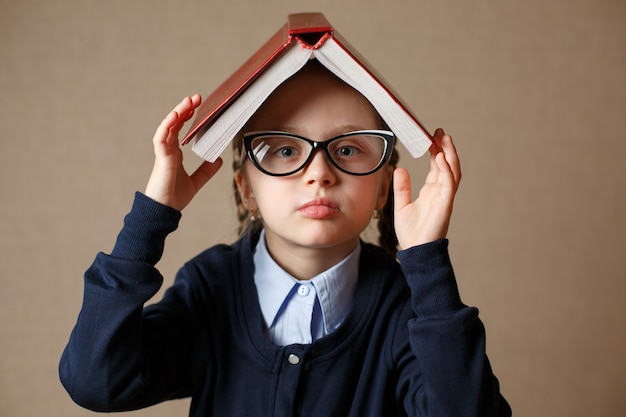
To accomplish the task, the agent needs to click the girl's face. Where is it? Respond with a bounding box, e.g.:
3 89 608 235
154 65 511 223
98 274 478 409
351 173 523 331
236 65 393 267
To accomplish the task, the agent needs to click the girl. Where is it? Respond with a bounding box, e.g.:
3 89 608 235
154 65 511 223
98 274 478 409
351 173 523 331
60 61 511 416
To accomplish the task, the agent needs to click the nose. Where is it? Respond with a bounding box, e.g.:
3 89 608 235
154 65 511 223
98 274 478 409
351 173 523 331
303 149 337 186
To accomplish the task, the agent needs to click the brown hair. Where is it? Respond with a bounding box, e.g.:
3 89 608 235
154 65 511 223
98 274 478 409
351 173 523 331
232 135 264 237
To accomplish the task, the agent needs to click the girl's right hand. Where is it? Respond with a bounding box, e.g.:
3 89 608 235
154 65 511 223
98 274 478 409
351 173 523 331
144 94 223 211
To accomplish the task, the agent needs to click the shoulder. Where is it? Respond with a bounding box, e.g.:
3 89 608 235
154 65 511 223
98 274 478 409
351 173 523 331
358 241 409 304
359 241 404 280
183 233 255 278
147 234 258 322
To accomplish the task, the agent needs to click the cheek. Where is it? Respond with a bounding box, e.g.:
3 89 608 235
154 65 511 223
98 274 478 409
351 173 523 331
246 176 284 212
355 172 391 203
344 179 383 211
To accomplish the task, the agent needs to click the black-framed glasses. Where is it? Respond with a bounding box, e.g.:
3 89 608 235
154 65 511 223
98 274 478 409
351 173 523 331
242 130 395 176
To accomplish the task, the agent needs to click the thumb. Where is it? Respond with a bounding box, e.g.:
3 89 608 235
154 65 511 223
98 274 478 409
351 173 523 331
190 158 223 191
393 167 412 212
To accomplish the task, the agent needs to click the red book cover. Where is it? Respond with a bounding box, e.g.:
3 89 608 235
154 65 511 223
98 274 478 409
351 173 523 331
182 12 432 159
181 13 334 145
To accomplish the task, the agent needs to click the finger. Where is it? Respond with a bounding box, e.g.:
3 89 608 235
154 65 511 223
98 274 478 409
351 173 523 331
179 94 202 123
430 129 460 185
433 127 445 140
190 93 202 109
152 109 180 153
435 151 453 185
170 97 194 130
190 158 223 191
158 95 200 148
433 152 460 209
425 148 442 185
425 128 446 180
171 95 193 115
439 133 461 185
429 128 445 154
393 167 412 211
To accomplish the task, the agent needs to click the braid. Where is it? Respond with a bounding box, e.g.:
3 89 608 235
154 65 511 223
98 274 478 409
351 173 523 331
232 134 262 236
377 147 399 257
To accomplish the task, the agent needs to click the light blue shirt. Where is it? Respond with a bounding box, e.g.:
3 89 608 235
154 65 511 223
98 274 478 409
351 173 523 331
253 230 360 346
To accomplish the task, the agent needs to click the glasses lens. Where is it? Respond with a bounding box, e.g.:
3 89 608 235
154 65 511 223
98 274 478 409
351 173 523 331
250 134 312 175
328 134 387 174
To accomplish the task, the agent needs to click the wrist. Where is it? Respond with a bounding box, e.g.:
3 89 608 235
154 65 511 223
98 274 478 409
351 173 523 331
110 192 182 265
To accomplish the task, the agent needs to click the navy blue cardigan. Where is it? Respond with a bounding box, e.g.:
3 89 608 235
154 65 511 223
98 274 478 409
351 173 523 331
59 193 511 416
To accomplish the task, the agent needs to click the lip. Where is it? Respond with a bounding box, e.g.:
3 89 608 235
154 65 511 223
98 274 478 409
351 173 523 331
298 198 340 219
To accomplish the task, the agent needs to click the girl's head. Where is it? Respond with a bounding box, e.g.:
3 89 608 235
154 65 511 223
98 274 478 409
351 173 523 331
232 60 399 257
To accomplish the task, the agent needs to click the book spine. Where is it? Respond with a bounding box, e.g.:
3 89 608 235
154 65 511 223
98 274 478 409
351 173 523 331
287 12 333 34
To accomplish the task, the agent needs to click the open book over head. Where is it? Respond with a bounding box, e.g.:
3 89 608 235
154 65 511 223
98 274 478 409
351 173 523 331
182 12 433 162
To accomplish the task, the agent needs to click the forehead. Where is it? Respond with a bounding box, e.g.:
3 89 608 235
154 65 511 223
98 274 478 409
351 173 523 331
246 61 381 134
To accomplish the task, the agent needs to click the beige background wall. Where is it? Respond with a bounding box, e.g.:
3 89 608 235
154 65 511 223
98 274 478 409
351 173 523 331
1 0 624 416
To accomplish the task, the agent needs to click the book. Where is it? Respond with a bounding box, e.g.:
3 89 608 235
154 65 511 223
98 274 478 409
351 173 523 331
181 12 433 162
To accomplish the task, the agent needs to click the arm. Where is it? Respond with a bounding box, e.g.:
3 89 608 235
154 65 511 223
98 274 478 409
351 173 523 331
396 241 511 416
59 96 222 411
59 193 192 411
393 130 510 416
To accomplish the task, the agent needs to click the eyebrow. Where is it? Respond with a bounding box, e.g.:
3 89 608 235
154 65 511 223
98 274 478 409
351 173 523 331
271 125 380 139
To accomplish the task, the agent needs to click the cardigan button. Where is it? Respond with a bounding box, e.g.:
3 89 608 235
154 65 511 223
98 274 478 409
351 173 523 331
288 354 300 365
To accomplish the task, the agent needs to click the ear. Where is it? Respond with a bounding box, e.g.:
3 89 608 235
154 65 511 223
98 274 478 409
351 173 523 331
235 170 258 212
375 165 394 210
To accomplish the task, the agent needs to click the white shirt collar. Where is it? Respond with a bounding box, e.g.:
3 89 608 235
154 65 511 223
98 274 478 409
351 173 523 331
253 230 360 338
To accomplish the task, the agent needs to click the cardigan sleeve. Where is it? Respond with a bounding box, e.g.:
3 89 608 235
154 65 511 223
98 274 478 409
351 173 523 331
59 193 194 412
396 239 512 417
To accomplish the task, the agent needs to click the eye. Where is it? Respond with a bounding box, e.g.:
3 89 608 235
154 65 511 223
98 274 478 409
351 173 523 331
277 145 298 158
335 145 360 157
252 136 305 161
332 138 366 158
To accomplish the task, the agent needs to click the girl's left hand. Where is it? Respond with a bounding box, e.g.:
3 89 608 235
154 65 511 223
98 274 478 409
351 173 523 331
393 129 461 249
